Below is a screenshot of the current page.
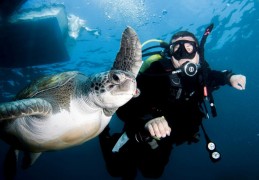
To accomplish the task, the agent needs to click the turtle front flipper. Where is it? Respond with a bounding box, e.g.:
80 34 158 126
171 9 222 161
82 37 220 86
0 98 52 121
112 26 143 77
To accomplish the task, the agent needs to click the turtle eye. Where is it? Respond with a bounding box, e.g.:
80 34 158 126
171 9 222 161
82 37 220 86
112 74 120 82
109 71 122 85
112 73 121 85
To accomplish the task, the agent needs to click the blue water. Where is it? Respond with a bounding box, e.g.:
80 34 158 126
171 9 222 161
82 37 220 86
1 0 259 179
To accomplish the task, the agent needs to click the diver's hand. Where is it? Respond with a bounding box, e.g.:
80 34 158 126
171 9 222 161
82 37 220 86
144 116 171 139
230 74 246 90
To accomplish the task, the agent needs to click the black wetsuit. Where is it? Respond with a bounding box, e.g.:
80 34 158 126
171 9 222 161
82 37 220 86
99 58 233 179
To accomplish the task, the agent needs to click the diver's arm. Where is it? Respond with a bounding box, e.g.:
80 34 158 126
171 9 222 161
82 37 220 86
207 69 246 90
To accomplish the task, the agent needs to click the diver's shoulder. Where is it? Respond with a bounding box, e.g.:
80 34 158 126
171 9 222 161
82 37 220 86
151 58 173 72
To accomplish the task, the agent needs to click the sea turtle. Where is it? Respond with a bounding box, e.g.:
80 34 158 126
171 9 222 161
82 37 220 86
0 27 142 169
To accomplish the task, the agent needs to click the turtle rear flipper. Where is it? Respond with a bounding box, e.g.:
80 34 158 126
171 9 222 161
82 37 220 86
3 147 18 180
22 151 42 169
3 147 42 179
0 98 53 121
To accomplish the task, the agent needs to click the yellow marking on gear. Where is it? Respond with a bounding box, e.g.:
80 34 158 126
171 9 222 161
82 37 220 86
140 54 162 73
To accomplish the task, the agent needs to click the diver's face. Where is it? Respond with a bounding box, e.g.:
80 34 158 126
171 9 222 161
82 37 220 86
170 36 199 68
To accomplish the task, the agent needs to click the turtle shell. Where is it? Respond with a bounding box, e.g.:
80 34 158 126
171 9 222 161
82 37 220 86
16 71 79 99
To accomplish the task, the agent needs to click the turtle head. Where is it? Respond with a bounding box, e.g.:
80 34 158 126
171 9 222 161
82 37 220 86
89 70 138 113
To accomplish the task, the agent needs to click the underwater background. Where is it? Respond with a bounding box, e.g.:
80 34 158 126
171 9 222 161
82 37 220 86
0 0 259 179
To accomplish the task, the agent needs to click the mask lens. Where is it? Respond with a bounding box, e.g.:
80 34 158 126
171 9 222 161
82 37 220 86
184 42 194 53
171 44 180 53
170 40 197 60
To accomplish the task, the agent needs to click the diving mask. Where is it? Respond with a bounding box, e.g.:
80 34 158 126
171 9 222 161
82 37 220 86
170 40 198 60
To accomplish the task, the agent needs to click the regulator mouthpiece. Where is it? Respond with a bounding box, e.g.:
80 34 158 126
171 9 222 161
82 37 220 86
172 62 199 77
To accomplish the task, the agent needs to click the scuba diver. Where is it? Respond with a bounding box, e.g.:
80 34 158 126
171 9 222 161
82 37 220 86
99 24 246 179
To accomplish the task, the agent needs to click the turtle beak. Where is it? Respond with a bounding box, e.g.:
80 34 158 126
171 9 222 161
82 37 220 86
133 88 141 97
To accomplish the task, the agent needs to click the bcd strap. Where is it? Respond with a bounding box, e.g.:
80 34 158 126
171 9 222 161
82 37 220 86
199 23 218 118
